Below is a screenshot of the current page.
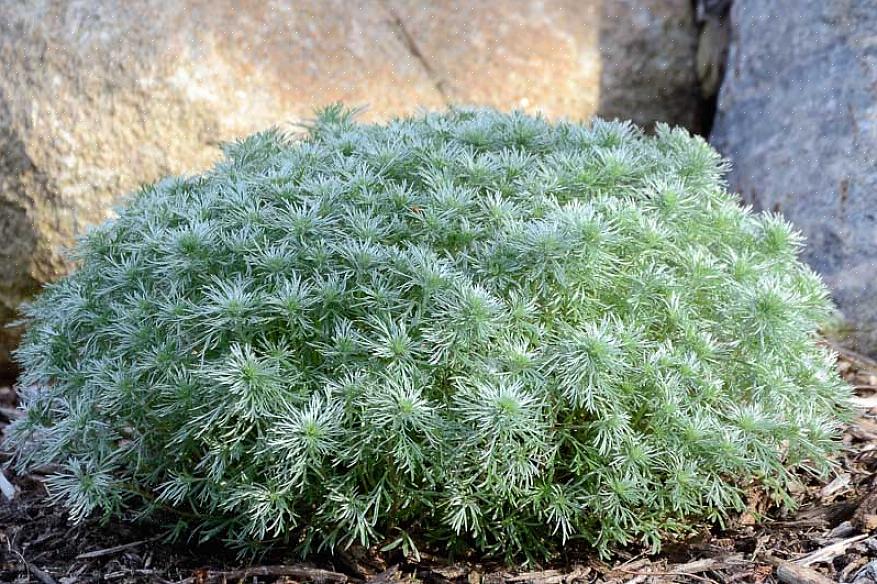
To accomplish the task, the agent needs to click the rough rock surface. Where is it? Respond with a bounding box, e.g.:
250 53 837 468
384 0 699 130
598 0 700 129
711 1 877 353
0 0 698 373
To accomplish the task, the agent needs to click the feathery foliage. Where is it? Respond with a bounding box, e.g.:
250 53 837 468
5 107 850 561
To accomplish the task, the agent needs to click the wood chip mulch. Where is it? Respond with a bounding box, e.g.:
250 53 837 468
2 341 877 584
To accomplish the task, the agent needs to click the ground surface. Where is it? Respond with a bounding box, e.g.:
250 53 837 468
2 343 877 584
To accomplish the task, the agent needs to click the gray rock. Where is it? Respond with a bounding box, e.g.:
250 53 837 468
598 0 700 130
853 559 877 584
0 0 700 374
711 0 877 353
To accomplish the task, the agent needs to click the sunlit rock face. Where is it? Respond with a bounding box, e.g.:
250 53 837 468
710 0 877 354
0 0 698 373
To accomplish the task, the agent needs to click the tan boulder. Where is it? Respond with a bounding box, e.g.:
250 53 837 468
0 0 698 373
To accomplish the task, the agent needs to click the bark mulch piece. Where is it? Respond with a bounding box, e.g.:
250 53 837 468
3 344 877 583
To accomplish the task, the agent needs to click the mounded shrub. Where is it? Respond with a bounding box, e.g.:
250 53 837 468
5 108 850 560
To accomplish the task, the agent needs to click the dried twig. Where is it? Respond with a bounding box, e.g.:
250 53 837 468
851 396 877 409
8 544 58 584
765 557 835 584
670 559 727 574
104 568 164 581
795 533 868 566
21 562 58 584
506 567 592 584
0 467 17 501
768 517 828 530
177 565 348 584
819 473 852 499
616 556 754 584
367 565 400 583
616 567 718 583
615 561 723 584
75 537 155 560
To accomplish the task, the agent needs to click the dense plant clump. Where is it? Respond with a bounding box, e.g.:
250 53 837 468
5 108 850 560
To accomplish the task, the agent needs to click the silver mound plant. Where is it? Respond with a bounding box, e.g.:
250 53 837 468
5 108 850 560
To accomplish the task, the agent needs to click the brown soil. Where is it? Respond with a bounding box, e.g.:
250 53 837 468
2 343 877 584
